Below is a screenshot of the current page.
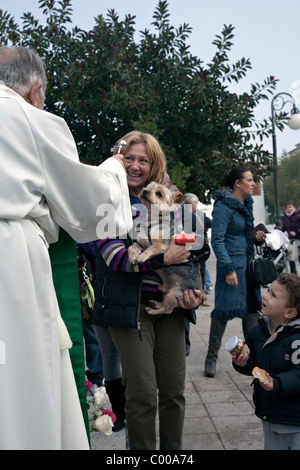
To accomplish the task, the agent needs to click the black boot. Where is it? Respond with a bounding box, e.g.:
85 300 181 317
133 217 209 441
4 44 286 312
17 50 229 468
204 319 227 377
105 378 126 432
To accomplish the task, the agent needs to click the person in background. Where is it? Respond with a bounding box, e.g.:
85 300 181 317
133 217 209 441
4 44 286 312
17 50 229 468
76 241 126 432
183 193 211 306
281 201 300 274
76 246 104 391
0 45 132 450
205 264 213 294
163 172 172 187
204 166 266 378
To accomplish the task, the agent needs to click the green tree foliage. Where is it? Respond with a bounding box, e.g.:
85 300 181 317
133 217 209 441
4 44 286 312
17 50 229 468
0 0 284 201
263 151 300 222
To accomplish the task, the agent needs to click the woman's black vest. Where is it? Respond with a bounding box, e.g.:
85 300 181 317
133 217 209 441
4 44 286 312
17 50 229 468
91 238 142 329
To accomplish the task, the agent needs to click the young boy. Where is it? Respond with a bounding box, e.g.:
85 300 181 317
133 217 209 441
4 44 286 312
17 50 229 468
233 272 300 450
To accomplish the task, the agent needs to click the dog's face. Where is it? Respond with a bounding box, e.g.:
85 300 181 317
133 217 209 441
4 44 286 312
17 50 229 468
139 182 185 214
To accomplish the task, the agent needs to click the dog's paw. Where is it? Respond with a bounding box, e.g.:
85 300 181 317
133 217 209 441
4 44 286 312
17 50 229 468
128 247 139 264
146 306 172 315
128 253 138 264
148 300 159 309
136 252 150 263
145 306 160 315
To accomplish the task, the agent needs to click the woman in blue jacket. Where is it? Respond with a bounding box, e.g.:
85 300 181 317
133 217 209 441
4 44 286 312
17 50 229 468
204 166 266 377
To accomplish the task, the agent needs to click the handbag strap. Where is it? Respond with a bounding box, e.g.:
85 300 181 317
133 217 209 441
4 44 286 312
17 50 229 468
255 244 263 257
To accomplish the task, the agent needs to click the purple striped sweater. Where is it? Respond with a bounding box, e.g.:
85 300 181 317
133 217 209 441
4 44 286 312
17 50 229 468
96 196 183 303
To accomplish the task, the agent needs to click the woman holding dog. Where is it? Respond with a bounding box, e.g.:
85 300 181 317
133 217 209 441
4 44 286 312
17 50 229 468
204 166 266 378
92 131 202 450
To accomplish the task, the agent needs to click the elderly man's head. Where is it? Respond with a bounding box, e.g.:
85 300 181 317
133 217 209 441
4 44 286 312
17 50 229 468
0 46 47 109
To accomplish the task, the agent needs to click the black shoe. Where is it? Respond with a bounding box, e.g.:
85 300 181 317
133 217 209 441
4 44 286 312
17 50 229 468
204 359 216 377
113 416 125 432
105 378 126 432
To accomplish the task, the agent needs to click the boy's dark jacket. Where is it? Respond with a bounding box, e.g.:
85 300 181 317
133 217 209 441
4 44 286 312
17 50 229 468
233 316 300 426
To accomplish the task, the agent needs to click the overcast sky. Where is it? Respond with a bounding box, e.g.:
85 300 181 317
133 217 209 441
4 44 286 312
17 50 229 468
1 0 300 156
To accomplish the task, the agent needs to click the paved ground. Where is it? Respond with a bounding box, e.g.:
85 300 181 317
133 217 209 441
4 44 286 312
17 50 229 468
89 251 299 451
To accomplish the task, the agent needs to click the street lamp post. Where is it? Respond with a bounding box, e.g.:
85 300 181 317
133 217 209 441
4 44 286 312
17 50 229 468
271 92 300 228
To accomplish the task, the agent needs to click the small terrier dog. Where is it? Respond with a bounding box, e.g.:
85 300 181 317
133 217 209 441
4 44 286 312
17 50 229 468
128 181 203 314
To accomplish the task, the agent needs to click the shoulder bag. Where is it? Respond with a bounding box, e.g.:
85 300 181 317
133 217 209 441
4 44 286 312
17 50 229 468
247 246 278 286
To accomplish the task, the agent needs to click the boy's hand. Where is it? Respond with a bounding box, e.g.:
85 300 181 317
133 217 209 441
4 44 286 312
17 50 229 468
232 353 249 367
259 374 274 391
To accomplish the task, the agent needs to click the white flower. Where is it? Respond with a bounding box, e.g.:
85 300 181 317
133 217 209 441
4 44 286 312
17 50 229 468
94 386 108 409
95 414 114 436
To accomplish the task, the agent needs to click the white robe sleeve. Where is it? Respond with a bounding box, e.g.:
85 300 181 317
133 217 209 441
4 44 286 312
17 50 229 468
30 109 133 242
0 86 132 243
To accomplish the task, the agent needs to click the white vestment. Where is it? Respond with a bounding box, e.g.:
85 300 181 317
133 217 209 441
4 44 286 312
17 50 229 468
0 85 132 450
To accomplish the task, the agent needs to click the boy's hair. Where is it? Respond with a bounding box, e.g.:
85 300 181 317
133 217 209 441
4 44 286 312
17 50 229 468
277 272 300 318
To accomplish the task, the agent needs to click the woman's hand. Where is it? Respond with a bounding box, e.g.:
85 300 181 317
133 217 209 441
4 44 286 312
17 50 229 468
255 229 266 243
225 271 238 288
176 289 202 309
164 236 191 265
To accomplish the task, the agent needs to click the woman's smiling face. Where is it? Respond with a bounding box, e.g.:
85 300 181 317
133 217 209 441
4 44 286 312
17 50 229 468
124 142 152 196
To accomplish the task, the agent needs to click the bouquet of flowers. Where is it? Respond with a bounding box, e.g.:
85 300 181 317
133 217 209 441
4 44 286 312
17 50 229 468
86 380 116 436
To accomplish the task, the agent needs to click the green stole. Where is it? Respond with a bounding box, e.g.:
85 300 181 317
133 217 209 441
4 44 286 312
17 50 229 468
49 229 90 444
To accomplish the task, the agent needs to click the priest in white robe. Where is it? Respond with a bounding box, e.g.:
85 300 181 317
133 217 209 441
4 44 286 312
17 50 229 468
0 46 132 450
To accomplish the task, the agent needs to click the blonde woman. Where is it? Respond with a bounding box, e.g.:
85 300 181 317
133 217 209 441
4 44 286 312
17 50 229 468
93 131 202 449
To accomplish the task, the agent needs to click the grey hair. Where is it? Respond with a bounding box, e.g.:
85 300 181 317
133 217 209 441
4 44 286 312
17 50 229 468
0 46 47 97
183 193 198 204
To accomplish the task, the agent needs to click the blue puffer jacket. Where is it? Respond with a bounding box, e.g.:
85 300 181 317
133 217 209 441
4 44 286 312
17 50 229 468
233 316 300 426
211 189 260 320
